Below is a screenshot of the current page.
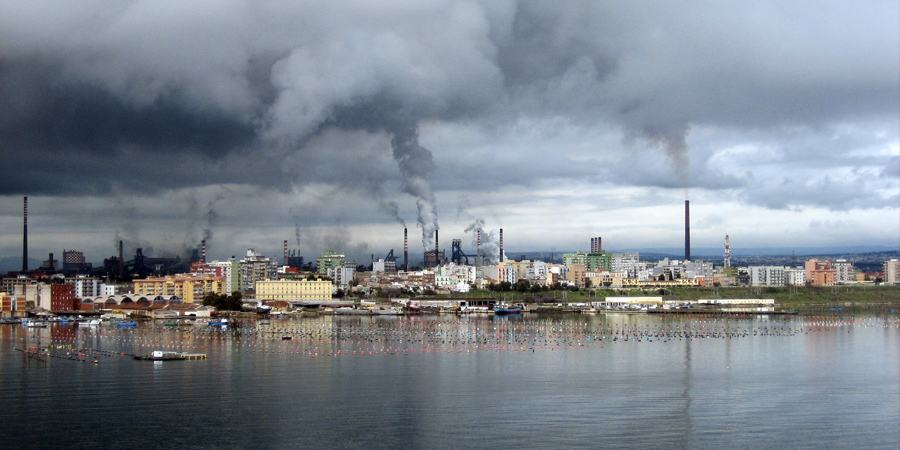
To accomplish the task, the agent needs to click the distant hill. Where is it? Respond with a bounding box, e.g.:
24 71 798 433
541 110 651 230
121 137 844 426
520 246 899 262
0 256 43 275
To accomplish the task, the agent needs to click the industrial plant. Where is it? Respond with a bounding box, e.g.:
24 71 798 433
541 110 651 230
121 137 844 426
2 195 895 319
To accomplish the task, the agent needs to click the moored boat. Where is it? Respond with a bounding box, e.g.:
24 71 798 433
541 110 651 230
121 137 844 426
493 303 523 315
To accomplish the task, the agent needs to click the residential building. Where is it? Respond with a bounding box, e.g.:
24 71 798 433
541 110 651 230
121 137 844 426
133 275 226 303
884 259 900 284
749 266 786 286
316 251 346 274
805 259 836 286
784 268 806 286
833 259 854 284
255 279 333 303
241 249 278 291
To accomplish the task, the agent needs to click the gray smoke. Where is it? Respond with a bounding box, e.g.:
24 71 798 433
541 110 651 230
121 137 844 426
629 124 692 194
379 200 406 228
390 122 438 250
464 218 502 265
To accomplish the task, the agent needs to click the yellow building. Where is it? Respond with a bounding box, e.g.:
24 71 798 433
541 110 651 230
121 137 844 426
255 279 333 303
133 275 225 304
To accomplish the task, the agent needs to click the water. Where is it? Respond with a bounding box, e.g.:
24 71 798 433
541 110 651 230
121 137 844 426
2 313 898 449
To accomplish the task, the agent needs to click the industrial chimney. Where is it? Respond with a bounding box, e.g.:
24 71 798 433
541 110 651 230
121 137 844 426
403 227 408 271
477 230 481 265
118 240 124 277
201 240 207 263
434 229 439 267
283 240 288 266
22 196 28 272
499 228 504 263
685 200 691 261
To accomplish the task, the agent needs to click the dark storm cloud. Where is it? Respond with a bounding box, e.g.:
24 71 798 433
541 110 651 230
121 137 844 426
0 0 896 211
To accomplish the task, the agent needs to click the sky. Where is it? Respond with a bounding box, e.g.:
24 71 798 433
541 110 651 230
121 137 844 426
1 0 898 266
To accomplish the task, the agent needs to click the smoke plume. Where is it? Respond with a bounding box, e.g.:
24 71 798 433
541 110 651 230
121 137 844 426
390 122 439 250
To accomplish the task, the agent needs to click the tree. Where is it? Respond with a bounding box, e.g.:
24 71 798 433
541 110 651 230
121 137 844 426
202 291 243 311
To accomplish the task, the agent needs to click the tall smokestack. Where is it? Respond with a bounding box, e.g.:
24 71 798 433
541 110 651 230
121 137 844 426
201 240 207 263
685 200 691 261
403 228 408 271
434 229 439 267
477 230 481 265
118 240 124 277
283 240 288 266
499 228 504 263
22 196 27 272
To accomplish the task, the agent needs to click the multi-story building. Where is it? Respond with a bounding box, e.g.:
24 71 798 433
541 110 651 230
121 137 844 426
133 275 226 303
784 268 806 286
563 251 610 272
64 275 101 298
566 264 586 287
62 250 90 273
241 249 278 291
0 293 27 318
884 259 900 285
439 263 477 285
805 259 836 286
833 259 855 284
611 252 643 279
327 265 356 289
254 279 333 303
50 284 75 311
749 266 786 286
200 259 242 294
316 251 346 274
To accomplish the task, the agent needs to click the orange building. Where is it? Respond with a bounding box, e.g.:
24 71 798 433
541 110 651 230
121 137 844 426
805 259 836 286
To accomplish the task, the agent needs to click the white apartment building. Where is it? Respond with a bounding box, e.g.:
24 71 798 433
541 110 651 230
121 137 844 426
749 266 786 286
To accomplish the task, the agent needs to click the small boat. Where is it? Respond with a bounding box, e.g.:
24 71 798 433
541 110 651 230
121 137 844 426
371 307 403 316
80 319 102 326
21 320 49 328
117 321 137 328
493 304 523 315
207 318 229 327
135 351 207 361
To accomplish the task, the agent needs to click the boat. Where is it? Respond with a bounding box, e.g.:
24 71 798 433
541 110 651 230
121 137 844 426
79 319 102 326
493 303 524 315
207 318 229 327
117 321 137 328
21 320 49 328
134 351 207 361
371 307 403 316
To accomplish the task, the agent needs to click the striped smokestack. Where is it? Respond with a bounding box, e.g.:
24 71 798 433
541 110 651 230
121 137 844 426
499 228 504 263
434 229 439 267
403 228 408 271
477 230 481 265
685 200 691 261
22 196 27 272
283 240 288 266
201 240 207 263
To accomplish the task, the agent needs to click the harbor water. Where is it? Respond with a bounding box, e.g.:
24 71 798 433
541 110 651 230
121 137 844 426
2 313 898 449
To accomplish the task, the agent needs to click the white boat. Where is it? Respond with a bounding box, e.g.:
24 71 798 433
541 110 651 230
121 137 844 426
371 307 403 316
80 319 102 326
21 320 48 328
